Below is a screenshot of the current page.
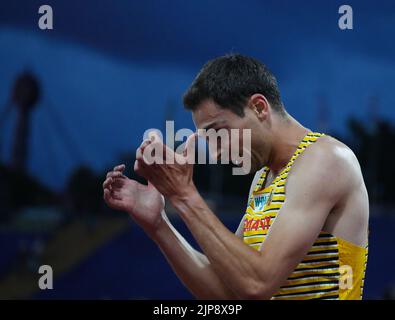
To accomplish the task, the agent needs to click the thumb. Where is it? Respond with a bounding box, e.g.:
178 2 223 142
148 130 162 143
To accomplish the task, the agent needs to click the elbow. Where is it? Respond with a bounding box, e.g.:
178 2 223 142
241 279 272 300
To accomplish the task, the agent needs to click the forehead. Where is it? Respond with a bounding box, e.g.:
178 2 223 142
192 99 237 129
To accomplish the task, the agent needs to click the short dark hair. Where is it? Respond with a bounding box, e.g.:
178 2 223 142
183 54 284 117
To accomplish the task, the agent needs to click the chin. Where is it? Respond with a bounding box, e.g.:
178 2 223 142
251 160 266 174
249 163 259 174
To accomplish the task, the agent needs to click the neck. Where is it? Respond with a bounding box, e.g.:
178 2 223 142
266 114 310 175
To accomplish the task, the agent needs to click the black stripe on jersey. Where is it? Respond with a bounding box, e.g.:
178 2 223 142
318 233 335 238
311 295 339 300
243 214 276 220
270 200 285 203
281 165 292 173
273 286 339 298
288 272 340 280
280 280 338 289
295 264 339 272
246 240 263 245
243 234 266 239
302 257 339 263
262 208 280 214
297 145 308 150
312 241 338 247
281 165 292 174
307 249 339 255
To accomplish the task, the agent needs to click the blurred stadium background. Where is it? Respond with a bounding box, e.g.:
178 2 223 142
0 0 394 299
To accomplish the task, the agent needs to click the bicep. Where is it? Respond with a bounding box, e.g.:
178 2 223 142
257 197 330 291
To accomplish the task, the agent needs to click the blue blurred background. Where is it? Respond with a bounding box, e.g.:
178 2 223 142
0 0 394 299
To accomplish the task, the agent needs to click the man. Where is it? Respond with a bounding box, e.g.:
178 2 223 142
103 54 369 300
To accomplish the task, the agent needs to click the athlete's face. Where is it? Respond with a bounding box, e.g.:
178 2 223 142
191 97 271 174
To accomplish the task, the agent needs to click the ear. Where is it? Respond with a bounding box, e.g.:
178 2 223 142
248 94 270 121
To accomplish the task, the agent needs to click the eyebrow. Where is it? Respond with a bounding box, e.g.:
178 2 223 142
201 119 227 131
201 121 218 130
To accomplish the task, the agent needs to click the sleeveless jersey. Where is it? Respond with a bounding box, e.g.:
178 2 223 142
242 132 368 300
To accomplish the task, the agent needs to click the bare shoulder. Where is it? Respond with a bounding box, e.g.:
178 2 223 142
285 134 369 245
316 135 363 179
288 134 365 196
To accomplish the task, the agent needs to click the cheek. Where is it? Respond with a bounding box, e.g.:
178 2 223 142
226 133 242 156
205 137 226 159
235 128 250 151
225 130 239 157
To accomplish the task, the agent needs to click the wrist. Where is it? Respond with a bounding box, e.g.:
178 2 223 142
169 183 199 208
169 185 204 221
146 210 169 243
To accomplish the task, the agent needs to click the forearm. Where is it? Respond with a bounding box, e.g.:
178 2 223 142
149 210 240 299
170 191 270 300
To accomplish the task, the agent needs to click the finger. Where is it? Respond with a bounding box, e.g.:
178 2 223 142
183 132 197 158
134 158 150 180
134 158 146 175
136 139 152 162
138 139 152 155
111 177 125 189
103 177 113 189
140 138 152 149
108 171 124 179
134 158 149 174
104 188 123 207
103 188 112 202
134 159 140 172
146 132 166 161
106 171 119 178
148 131 162 143
136 146 143 161
138 141 165 164
113 164 125 172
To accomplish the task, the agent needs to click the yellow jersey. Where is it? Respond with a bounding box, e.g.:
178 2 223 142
242 132 368 300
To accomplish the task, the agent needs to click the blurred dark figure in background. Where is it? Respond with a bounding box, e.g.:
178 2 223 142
10 71 40 171
0 72 57 224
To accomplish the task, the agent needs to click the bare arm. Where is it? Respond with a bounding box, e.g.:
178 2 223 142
150 210 242 299
163 143 351 299
103 162 241 299
144 167 262 299
149 170 261 299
